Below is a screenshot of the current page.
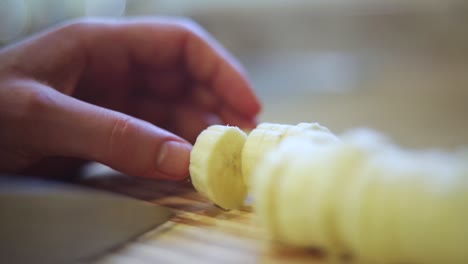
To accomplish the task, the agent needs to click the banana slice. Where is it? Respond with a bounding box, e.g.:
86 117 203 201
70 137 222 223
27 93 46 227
275 138 338 248
334 130 394 256
251 143 287 240
257 122 292 132
251 130 332 241
284 122 333 137
242 122 338 189
254 137 344 250
242 128 286 189
284 123 340 147
189 125 247 210
257 135 375 253
391 152 467 264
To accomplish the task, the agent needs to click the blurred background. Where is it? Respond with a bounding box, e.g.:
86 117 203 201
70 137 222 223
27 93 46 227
1 0 467 149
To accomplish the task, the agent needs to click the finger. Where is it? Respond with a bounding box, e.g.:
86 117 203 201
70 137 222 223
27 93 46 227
15 80 191 180
73 18 261 117
191 83 258 129
133 98 172 126
191 84 220 112
142 70 187 99
5 18 262 120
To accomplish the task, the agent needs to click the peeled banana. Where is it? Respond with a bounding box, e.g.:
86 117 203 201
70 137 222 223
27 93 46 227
190 122 338 208
189 122 468 263
253 128 468 264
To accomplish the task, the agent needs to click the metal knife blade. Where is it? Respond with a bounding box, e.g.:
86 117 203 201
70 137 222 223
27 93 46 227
0 176 173 264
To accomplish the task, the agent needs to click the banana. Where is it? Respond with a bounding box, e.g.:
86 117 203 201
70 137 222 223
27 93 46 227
251 142 288 241
283 122 334 139
351 149 468 264
257 122 292 132
190 122 468 263
334 129 394 255
253 127 468 264
242 122 339 189
190 122 338 210
241 127 286 189
189 125 247 210
254 135 376 253
251 134 322 249
273 138 338 249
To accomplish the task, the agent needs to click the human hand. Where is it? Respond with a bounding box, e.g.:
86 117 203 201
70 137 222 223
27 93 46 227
0 18 261 180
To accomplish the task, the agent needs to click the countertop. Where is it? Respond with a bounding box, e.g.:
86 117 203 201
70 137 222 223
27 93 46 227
80 172 328 264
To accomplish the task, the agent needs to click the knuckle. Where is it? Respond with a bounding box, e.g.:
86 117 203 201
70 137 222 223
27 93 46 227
19 85 55 117
0 79 55 128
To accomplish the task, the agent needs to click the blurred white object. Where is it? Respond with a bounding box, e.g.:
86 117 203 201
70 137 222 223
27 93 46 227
85 0 126 17
0 0 29 43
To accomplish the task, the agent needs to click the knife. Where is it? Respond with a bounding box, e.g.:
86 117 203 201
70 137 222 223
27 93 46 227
0 175 173 264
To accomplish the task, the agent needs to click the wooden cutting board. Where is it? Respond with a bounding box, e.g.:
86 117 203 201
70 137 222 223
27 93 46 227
79 173 328 264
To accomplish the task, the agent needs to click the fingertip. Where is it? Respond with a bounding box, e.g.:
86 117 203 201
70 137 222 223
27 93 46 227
248 115 260 128
233 75 263 117
156 140 192 180
243 119 258 130
250 97 263 116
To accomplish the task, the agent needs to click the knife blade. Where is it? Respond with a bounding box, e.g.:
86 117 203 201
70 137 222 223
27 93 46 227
0 175 173 264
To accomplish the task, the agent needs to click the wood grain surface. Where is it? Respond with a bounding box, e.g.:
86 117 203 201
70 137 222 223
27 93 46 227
78 173 329 264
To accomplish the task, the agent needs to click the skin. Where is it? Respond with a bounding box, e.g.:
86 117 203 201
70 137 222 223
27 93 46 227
0 18 261 180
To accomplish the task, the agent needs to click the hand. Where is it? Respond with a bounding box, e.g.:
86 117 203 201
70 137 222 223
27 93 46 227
0 18 261 180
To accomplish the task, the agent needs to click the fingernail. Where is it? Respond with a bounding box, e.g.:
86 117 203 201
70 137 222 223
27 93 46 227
157 141 192 179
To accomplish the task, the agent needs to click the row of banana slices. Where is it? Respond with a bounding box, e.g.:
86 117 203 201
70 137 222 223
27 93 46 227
190 122 337 209
189 122 468 263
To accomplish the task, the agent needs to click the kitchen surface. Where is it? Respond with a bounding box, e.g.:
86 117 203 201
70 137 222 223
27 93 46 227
80 170 329 264
1 0 468 263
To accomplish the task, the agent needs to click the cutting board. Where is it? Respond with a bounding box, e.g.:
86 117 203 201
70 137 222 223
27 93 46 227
79 173 328 264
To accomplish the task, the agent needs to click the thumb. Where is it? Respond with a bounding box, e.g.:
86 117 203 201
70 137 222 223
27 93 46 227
20 82 192 180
